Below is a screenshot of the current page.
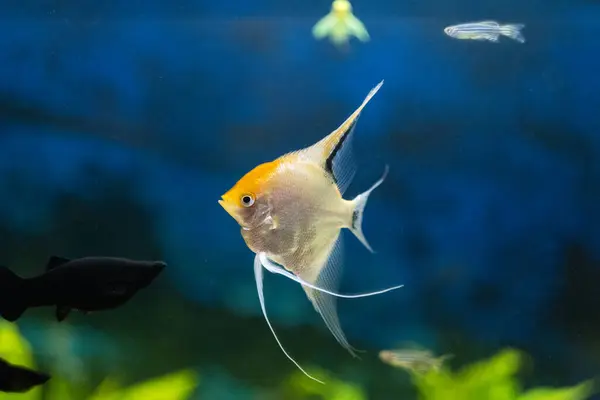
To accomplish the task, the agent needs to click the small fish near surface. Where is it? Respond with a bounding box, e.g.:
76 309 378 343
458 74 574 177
219 81 404 383
0 256 166 322
312 0 370 48
444 20 526 43
0 357 50 393
379 348 453 375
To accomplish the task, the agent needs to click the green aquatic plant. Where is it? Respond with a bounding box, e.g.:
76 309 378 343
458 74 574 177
409 348 596 400
86 369 198 400
0 321 199 400
282 366 366 400
0 321 43 400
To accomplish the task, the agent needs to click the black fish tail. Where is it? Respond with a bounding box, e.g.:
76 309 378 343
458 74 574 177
0 267 27 322
0 358 50 392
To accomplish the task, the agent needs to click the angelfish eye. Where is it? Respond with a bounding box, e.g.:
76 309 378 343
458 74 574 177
240 194 255 207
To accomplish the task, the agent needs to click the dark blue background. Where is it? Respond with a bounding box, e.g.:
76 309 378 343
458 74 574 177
0 1 599 398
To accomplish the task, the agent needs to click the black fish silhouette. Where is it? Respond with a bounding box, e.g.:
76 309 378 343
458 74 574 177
0 357 50 392
0 256 166 322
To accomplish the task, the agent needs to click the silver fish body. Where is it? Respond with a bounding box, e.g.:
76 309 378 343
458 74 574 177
444 20 525 43
379 349 453 374
241 161 351 278
219 81 404 383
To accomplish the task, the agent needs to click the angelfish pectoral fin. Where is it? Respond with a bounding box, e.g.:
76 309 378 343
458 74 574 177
253 254 324 384
259 253 404 298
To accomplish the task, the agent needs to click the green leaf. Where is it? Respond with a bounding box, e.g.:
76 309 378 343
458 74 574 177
518 380 596 400
44 376 76 400
456 348 522 386
0 321 43 400
94 370 199 400
285 367 366 400
411 348 597 400
87 378 123 400
0 322 34 368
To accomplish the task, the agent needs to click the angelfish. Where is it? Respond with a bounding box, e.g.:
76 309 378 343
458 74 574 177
218 81 403 383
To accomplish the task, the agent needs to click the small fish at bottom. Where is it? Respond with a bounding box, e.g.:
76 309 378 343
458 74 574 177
0 256 166 322
444 20 525 43
0 357 50 393
379 348 453 374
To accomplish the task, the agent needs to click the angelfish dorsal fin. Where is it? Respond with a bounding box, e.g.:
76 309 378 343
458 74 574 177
46 256 70 271
298 81 384 194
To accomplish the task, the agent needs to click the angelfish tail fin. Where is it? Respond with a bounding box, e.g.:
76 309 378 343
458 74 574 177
349 165 389 252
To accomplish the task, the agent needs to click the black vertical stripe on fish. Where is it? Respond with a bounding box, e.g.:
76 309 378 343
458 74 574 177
324 117 357 185
351 210 359 229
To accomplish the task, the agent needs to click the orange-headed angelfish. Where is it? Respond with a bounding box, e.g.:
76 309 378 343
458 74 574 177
218 81 403 383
